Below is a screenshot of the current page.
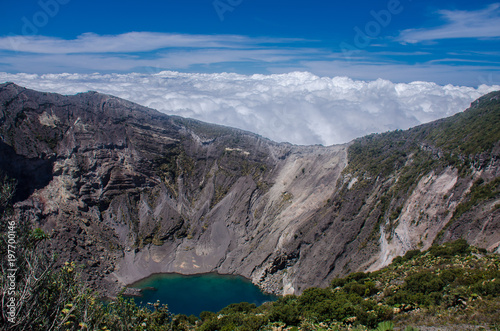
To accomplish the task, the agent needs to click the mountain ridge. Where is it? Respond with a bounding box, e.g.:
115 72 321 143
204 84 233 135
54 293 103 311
0 82 498 297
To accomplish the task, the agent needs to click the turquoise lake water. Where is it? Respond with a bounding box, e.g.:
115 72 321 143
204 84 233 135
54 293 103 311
128 273 277 316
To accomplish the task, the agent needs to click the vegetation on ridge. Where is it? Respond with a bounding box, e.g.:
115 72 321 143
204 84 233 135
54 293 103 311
346 91 500 180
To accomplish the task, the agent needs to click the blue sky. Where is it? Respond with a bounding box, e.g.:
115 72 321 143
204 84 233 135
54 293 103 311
1 0 499 86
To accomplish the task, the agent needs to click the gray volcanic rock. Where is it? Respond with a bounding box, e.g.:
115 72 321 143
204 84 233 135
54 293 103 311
1 82 499 297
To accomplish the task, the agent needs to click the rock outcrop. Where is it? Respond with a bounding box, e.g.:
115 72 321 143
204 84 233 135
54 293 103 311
1 82 499 296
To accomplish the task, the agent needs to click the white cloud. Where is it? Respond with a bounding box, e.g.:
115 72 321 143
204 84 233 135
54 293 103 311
0 31 498 86
0 48 308 73
398 4 500 43
0 32 297 54
1 71 498 145
0 31 321 75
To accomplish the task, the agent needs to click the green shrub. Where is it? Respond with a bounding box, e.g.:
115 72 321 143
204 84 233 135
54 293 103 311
376 321 394 331
345 272 371 283
219 302 256 315
343 280 377 297
199 311 216 322
405 271 445 295
429 239 470 257
331 277 347 288
439 268 461 284
199 317 222 331
403 249 421 261
298 287 334 307
269 303 301 326
392 256 404 265
240 315 268 331
474 278 500 297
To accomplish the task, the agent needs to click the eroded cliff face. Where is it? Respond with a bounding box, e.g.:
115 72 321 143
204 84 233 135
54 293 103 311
1 83 499 296
109 143 348 295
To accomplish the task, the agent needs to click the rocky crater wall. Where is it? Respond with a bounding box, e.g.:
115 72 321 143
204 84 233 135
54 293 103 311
1 83 498 296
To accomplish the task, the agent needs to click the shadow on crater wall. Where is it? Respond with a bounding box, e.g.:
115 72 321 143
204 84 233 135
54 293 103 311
0 141 54 203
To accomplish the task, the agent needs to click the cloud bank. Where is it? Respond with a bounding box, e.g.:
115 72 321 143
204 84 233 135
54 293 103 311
1 71 498 145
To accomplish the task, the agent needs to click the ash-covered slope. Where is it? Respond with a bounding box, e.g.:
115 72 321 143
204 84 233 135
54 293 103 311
0 82 498 297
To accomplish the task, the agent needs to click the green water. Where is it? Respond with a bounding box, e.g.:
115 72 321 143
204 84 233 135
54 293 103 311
128 273 277 316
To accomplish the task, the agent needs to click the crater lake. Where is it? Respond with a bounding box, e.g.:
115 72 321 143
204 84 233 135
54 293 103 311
128 273 277 316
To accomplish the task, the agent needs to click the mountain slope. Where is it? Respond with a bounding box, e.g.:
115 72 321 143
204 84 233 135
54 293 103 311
0 83 498 296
